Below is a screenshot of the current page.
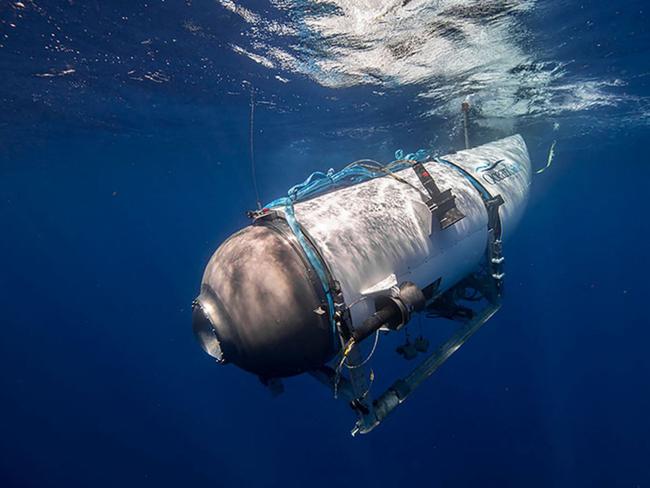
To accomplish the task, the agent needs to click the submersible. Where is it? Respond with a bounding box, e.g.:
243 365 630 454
192 135 531 433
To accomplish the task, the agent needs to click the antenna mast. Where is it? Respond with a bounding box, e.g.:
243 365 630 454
249 86 262 210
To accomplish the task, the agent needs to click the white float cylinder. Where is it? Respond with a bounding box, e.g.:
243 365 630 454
293 134 531 328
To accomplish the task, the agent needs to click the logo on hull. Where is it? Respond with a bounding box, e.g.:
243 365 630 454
477 159 521 185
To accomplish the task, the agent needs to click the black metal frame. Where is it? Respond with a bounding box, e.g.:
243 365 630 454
311 260 502 435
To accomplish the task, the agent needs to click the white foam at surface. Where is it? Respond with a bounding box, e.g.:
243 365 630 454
221 0 637 124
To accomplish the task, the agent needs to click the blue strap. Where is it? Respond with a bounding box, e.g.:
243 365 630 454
268 198 337 340
436 157 493 201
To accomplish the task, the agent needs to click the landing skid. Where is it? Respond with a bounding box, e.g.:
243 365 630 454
310 267 501 435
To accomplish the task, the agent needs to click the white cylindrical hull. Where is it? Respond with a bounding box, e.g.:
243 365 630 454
293 135 531 327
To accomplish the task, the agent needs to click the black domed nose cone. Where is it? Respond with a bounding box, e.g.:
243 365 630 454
192 224 336 378
192 299 225 363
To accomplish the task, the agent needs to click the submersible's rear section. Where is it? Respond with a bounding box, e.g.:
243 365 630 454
193 135 531 386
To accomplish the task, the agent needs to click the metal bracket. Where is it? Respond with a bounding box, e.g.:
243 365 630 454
485 195 505 295
412 161 465 230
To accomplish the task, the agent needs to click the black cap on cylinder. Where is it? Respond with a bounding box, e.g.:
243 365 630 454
351 281 426 343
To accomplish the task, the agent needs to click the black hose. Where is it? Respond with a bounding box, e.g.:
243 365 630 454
352 304 399 343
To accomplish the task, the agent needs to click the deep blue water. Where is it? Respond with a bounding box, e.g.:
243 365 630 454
1 1 649 486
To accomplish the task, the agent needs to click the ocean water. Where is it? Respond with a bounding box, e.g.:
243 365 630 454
1 1 649 486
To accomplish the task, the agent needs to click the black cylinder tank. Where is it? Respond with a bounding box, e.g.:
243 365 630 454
192 222 336 378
